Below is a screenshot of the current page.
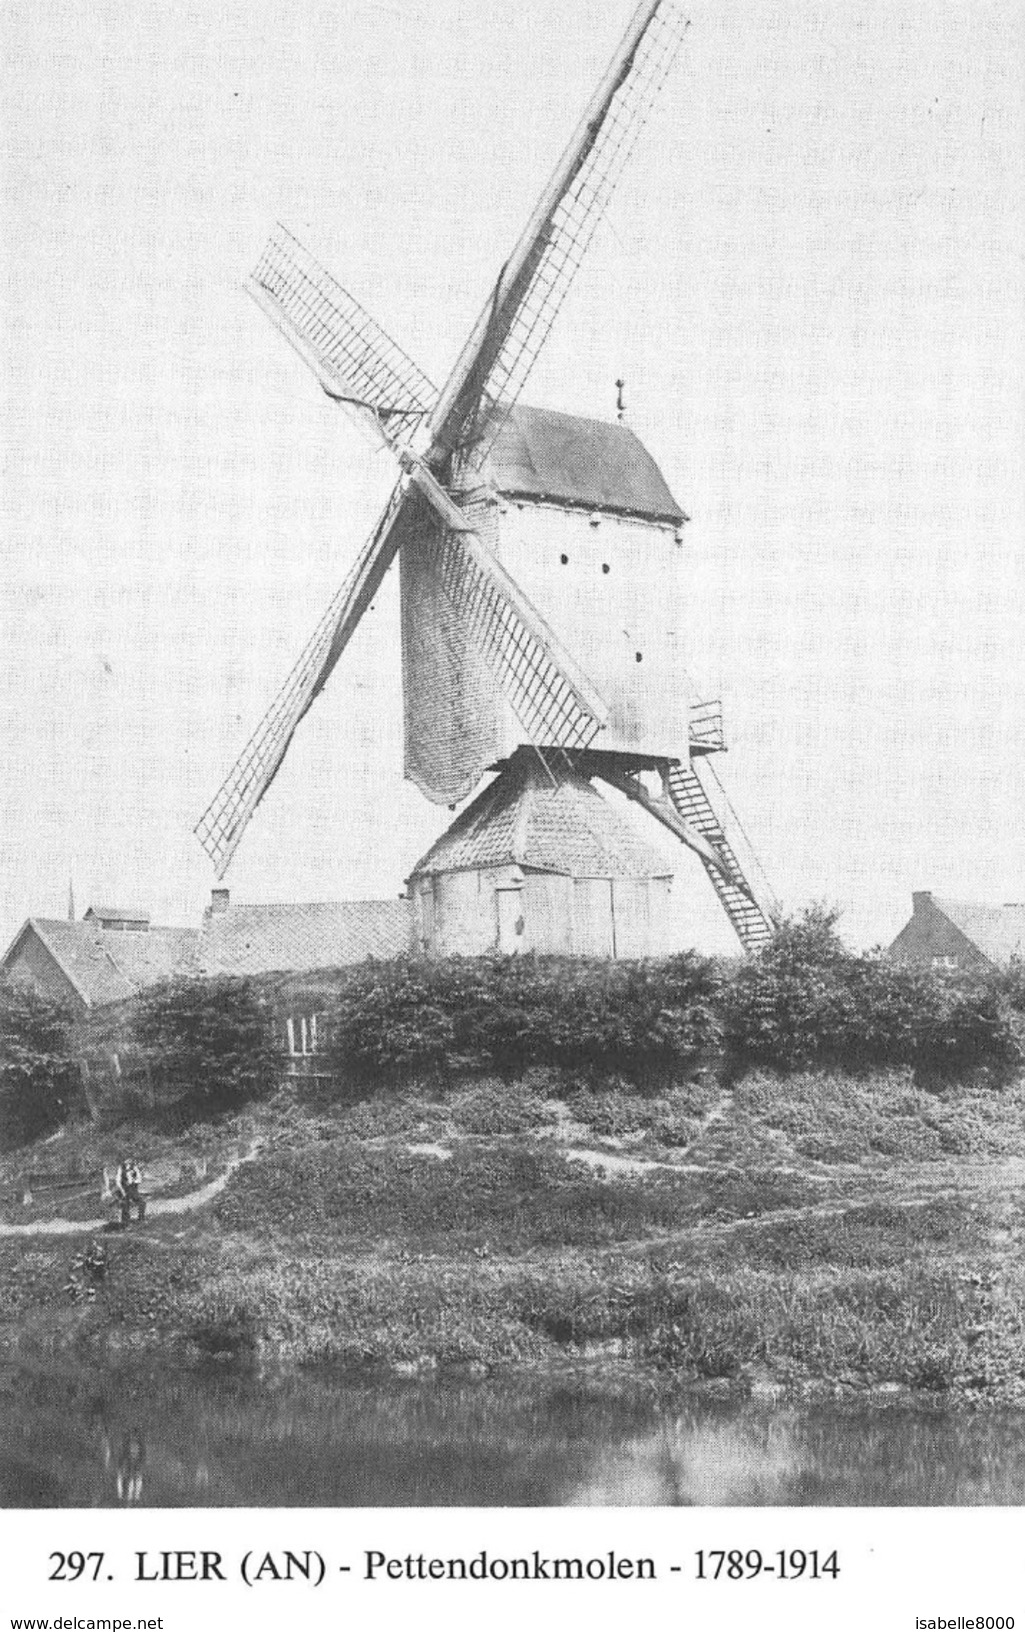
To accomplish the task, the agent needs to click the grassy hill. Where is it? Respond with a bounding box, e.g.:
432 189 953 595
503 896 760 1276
3 1064 1025 1401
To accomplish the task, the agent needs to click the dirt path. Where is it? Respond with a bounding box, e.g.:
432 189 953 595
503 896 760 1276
560 1144 834 1181
4 1136 1024 1246
612 1156 1025 1258
0 1143 263 1238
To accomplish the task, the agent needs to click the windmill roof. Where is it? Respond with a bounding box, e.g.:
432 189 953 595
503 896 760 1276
488 403 685 524
197 899 413 977
409 753 673 880
928 897 1025 967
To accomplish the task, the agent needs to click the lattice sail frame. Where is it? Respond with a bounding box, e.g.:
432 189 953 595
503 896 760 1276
198 0 688 875
250 226 438 448
196 479 607 874
422 525 604 754
195 479 412 875
448 1 688 467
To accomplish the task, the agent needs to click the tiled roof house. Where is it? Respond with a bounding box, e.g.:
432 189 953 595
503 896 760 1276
1 893 412 1013
0 917 200 1011
888 891 1025 973
197 893 411 978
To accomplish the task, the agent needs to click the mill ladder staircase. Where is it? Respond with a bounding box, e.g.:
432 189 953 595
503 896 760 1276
667 763 776 952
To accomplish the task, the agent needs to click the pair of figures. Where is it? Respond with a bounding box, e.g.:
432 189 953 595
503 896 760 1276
113 1157 145 1227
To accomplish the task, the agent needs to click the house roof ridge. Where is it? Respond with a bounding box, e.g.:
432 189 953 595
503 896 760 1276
216 896 406 911
84 904 151 920
19 918 119 1008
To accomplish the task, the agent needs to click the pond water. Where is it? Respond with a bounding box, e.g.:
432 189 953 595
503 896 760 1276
3 1360 1025 1507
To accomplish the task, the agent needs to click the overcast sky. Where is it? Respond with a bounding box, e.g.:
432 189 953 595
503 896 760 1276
2 0 1022 955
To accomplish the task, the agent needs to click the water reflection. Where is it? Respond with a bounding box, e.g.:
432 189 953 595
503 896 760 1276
2 1360 1025 1507
83 1398 147 1504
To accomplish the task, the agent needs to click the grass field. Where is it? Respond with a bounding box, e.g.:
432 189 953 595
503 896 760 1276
2 1068 1025 1400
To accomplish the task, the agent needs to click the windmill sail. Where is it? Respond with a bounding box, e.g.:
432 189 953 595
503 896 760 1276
422 520 606 749
401 513 500 805
250 226 438 447
399 0 689 802
195 478 416 877
429 0 689 468
384 444 609 744
197 472 610 873
199 0 691 875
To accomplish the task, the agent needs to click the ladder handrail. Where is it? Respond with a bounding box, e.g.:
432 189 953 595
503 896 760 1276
667 763 776 952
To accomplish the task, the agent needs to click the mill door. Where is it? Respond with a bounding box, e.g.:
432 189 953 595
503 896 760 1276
573 878 615 957
496 884 526 954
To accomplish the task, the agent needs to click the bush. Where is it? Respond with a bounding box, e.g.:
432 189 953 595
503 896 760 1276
336 1091 449 1141
447 1079 559 1134
565 1082 703 1146
132 976 278 1107
912 973 1022 1080
723 907 1022 1080
184 1291 260 1359
0 977 79 1148
999 958 1025 1016
325 953 722 1087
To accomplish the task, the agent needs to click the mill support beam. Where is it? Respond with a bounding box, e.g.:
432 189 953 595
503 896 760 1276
596 767 725 870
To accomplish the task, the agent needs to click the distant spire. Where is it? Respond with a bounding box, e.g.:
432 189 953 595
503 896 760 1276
615 378 627 423
67 876 76 922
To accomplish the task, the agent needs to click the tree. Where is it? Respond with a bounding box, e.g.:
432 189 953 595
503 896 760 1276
0 977 78 1147
723 905 1022 1080
132 976 278 1107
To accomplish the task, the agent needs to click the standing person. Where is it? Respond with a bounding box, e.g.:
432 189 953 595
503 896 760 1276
112 1157 128 1227
115 1156 145 1226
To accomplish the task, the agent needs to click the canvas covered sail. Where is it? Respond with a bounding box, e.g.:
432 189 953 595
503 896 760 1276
400 403 691 804
399 507 503 806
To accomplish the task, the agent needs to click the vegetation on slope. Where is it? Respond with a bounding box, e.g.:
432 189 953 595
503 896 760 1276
2 1065 1025 1399
0 978 80 1150
2 911 1025 1401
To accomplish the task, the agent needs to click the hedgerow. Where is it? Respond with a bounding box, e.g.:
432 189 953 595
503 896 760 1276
95 911 1025 1111
131 976 278 1108
723 908 1022 1081
997 958 1025 1017
324 952 722 1087
0 977 79 1147
317 918 1021 1091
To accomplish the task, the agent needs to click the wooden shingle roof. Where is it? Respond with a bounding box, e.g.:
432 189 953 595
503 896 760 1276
409 751 673 881
487 403 685 524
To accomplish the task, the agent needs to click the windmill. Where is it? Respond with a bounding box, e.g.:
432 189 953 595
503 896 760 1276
195 0 777 953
